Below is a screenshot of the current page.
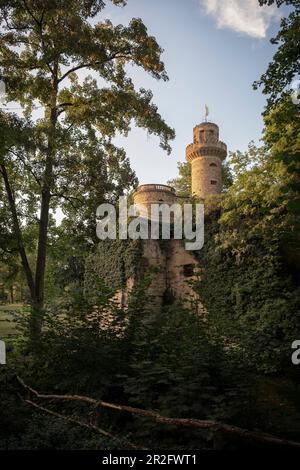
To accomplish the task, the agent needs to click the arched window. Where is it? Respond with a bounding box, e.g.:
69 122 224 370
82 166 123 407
211 180 217 186
209 130 215 142
210 163 217 168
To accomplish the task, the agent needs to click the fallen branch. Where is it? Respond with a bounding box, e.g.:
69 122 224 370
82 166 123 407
17 381 145 450
17 376 300 449
23 398 112 437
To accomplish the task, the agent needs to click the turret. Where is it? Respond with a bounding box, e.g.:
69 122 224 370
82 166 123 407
186 121 227 199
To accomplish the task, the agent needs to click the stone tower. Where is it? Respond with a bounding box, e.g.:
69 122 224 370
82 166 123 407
133 184 177 219
186 121 227 199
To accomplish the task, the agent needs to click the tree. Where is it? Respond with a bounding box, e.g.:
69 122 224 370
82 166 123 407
167 162 191 197
263 98 300 237
254 0 300 235
0 114 39 309
196 144 300 373
0 0 175 339
254 0 300 108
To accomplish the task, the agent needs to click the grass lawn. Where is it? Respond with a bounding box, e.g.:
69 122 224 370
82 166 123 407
0 304 23 339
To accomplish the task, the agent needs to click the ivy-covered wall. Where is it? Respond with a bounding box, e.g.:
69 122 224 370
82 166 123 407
195 218 300 373
84 239 143 301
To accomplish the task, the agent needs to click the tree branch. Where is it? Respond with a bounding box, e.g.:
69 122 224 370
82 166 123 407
17 376 300 449
21 0 54 77
18 394 145 450
9 149 41 187
23 399 144 450
57 51 131 84
51 192 84 209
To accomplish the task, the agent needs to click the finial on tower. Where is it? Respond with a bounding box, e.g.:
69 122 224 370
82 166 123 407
204 104 209 122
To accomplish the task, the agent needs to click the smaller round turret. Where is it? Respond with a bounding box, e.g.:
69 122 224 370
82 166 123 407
133 184 177 219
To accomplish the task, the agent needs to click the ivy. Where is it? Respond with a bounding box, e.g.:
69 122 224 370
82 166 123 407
84 239 143 301
194 145 300 374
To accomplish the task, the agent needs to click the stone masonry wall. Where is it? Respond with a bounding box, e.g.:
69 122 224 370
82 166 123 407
191 155 222 198
116 239 204 313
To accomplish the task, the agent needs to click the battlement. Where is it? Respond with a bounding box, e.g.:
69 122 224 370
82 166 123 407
186 141 227 162
133 184 178 219
134 184 176 195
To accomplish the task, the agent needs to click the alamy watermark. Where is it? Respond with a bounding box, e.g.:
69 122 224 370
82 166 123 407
291 80 300 105
96 197 204 251
0 79 6 104
292 340 300 366
0 340 6 365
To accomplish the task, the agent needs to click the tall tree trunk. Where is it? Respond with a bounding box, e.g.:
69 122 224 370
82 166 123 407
0 162 42 341
34 189 51 308
33 79 58 337
1 71 58 343
0 164 35 300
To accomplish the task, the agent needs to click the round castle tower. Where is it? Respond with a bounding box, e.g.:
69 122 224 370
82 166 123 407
186 121 227 199
133 184 177 219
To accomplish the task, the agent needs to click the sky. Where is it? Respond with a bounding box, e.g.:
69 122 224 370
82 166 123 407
101 0 283 185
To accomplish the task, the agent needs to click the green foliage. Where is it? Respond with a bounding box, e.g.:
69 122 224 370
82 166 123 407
167 162 191 197
196 145 300 373
84 239 143 300
222 161 234 191
0 0 174 329
254 1 300 241
0 1 175 151
123 306 253 424
0 284 259 449
2 261 300 448
1 0 300 451
254 1 300 108
0 367 130 450
263 98 300 232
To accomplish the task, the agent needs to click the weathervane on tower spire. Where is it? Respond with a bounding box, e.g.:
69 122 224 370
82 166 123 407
204 104 209 122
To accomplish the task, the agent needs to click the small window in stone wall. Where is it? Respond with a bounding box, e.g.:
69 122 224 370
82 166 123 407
211 180 217 185
209 130 216 142
210 163 217 168
183 264 194 277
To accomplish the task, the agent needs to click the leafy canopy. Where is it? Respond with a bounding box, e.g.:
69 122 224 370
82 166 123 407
0 0 175 318
254 0 300 108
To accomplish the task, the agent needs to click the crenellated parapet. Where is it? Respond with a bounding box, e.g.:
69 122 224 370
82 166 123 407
186 141 227 162
134 184 176 196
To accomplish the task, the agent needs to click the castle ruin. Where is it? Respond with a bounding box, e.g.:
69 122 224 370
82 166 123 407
89 122 227 311
115 119 228 310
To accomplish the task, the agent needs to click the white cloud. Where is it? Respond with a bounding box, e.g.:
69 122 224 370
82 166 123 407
201 0 280 38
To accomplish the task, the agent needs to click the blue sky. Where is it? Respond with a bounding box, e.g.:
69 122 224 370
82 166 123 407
103 0 283 185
